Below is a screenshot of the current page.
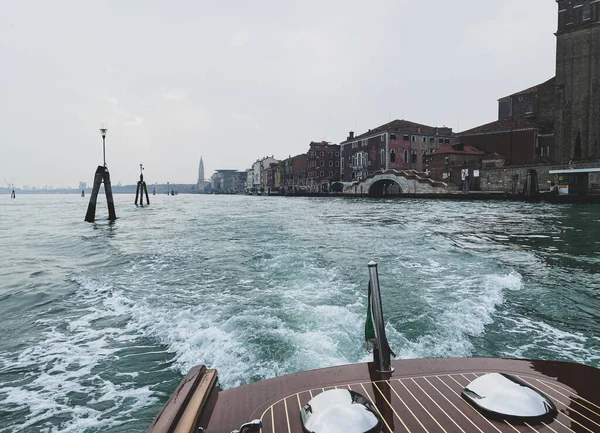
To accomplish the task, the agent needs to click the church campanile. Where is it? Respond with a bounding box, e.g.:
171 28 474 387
554 0 600 163
198 156 205 185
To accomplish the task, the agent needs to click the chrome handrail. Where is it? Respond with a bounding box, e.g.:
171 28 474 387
368 261 394 373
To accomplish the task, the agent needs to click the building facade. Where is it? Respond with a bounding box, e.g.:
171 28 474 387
307 142 340 192
282 154 308 192
555 0 600 164
251 156 279 193
340 120 454 182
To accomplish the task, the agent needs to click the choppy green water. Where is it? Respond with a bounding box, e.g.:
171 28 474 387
0 195 599 432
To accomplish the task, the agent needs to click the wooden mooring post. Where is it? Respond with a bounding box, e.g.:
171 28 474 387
135 164 150 206
84 165 117 222
84 125 116 222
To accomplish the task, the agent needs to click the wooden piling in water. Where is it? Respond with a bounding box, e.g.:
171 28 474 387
84 165 117 222
134 168 150 206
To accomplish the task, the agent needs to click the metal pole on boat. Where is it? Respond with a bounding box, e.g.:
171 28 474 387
368 261 393 373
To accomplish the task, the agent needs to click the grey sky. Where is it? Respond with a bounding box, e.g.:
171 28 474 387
1 0 557 188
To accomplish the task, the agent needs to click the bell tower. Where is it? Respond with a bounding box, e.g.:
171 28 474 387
554 0 600 163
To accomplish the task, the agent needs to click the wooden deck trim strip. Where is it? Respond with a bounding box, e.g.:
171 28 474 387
357 382 394 433
173 369 217 433
404 378 467 433
372 382 416 433
271 405 275 433
515 376 596 433
283 397 291 433
537 379 600 411
533 378 600 419
421 376 486 433
381 381 414 433
391 379 444 433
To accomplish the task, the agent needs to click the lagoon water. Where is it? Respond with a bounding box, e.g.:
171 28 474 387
0 194 599 432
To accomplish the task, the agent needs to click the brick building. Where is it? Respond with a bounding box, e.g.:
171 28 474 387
458 116 550 166
339 120 454 182
307 141 340 192
282 153 308 192
427 143 487 189
555 0 600 164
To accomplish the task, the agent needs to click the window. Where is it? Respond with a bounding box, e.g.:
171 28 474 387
335 161 339 167
380 149 385 164
584 1 591 20
380 135 385 142
411 135 416 142
390 149 396 163
403 135 410 141
329 171 333 176
429 137 435 143
320 160 324 167
329 161 333 167
390 133 396 140
352 172 356 179
411 150 417 164
341 159 344 169
404 150 409 163
526 104 533 114
444 138 450 144
438 138 444 144
422 136 427 143
320 151 324 156
320 171 324 177
335 152 339 157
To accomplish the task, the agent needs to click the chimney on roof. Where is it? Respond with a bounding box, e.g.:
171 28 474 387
348 131 354 140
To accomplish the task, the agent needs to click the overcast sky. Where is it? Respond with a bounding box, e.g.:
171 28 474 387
1 0 557 188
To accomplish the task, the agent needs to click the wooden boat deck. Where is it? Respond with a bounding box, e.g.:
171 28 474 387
152 358 600 433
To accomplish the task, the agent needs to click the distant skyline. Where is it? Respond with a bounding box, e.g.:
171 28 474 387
1 0 557 188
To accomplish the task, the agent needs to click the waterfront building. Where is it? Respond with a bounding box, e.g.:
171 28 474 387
282 154 308 192
244 169 253 194
461 1 600 194
307 141 340 192
211 170 244 193
427 143 487 190
252 156 279 194
340 120 454 182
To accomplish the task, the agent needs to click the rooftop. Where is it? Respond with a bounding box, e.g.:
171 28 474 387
343 119 453 143
499 77 555 100
432 143 486 155
460 116 539 136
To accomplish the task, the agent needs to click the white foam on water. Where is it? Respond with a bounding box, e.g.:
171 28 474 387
500 316 600 365
0 275 160 433
393 272 524 359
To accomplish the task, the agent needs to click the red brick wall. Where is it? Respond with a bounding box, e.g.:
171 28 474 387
460 130 537 166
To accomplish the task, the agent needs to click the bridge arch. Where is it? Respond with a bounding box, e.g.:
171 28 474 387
368 179 402 197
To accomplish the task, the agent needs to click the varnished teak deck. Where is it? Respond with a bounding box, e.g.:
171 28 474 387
170 358 600 433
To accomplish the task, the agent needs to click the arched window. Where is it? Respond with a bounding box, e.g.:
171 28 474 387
390 149 396 163
380 149 385 164
404 150 409 164
411 150 417 164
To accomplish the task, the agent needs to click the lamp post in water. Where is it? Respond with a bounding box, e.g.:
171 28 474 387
100 124 107 167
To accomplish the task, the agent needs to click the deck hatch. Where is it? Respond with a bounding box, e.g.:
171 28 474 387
300 389 382 433
462 373 557 423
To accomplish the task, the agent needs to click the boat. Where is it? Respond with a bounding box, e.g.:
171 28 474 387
147 262 600 433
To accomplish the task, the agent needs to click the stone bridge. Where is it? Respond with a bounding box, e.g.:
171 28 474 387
342 170 448 196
